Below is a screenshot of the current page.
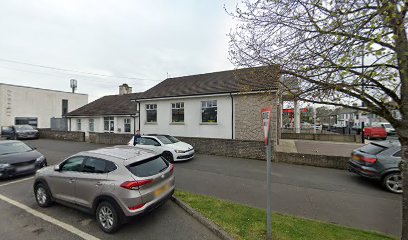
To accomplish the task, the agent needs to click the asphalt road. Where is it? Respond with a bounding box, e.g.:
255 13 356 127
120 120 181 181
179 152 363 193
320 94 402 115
0 140 220 240
7 139 403 237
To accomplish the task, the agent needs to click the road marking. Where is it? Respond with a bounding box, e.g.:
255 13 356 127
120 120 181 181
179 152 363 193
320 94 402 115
0 194 100 240
0 176 34 187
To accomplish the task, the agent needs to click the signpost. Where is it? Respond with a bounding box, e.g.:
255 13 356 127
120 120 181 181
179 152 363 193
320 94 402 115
261 106 273 240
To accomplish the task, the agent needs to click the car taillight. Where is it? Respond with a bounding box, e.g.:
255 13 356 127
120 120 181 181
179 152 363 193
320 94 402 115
170 164 174 172
128 203 145 210
120 180 153 190
361 157 377 164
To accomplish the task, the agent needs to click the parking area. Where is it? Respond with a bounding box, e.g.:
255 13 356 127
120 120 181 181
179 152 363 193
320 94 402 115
0 139 402 238
0 141 220 240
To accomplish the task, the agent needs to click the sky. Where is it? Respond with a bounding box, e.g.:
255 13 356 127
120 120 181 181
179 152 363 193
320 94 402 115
0 0 239 101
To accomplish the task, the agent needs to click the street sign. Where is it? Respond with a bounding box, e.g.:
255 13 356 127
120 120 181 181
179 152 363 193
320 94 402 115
261 107 273 145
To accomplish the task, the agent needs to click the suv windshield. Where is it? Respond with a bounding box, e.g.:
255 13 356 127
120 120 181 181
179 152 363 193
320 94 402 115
0 142 33 155
127 156 169 177
14 125 34 130
383 124 392 128
155 135 179 145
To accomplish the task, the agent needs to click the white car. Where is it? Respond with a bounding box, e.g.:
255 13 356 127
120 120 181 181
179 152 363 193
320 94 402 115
128 134 194 162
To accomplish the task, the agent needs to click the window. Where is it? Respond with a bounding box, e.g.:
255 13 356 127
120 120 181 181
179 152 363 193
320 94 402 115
61 156 85 172
126 156 169 177
393 150 402 158
124 118 131 133
82 158 106 173
155 135 180 144
201 100 217 123
358 143 387 155
104 117 114 132
89 119 95 132
62 99 68 115
76 119 81 131
146 104 157 123
171 102 184 123
15 117 38 127
139 137 161 146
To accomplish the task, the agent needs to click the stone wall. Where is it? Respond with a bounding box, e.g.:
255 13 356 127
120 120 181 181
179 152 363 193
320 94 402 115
282 132 358 143
274 152 350 170
176 136 265 160
38 129 85 142
234 93 278 143
88 132 133 145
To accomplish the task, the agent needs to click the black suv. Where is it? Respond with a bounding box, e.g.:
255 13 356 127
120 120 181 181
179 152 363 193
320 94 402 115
348 141 402 193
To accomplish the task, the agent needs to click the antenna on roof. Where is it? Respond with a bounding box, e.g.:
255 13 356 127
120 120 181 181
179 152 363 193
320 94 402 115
70 79 77 93
167 72 170 78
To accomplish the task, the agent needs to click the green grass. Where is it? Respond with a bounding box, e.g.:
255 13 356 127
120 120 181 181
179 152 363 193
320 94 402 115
175 190 397 240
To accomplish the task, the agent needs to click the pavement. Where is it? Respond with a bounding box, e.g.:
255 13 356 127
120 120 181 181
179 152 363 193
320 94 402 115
2 139 402 237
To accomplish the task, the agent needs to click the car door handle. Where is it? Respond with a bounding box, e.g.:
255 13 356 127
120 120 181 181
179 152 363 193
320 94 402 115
69 178 75 183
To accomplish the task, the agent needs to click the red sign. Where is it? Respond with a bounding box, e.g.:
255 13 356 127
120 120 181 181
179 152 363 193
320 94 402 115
261 107 273 145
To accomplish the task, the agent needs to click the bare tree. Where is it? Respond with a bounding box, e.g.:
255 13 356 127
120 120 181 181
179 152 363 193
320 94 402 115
228 0 408 239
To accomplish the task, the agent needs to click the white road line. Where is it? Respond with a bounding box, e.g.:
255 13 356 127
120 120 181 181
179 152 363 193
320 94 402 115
0 176 34 187
0 194 100 240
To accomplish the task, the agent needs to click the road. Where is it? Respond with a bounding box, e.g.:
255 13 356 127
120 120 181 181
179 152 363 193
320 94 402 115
5 139 403 237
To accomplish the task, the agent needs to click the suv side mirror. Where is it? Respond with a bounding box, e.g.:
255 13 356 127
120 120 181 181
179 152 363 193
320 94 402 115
54 165 60 171
154 143 161 146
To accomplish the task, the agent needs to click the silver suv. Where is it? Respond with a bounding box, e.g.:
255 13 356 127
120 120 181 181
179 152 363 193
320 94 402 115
33 146 175 233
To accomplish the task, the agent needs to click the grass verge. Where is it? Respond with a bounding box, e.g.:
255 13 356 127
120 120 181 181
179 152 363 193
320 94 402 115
174 190 397 240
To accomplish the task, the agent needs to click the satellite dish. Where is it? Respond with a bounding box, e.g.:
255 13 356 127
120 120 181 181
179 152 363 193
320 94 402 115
70 79 77 93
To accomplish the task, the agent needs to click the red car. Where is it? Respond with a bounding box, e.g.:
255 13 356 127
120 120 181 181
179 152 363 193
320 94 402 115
364 127 387 140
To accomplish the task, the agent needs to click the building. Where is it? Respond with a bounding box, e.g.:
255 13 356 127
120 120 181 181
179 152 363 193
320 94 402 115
0 83 88 128
65 84 139 137
66 67 281 141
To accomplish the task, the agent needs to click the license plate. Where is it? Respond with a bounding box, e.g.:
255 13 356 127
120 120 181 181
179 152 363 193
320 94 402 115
16 165 34 172
154 183 170 198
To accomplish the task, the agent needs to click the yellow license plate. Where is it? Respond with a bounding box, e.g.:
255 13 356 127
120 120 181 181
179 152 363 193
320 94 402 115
154 183 170 197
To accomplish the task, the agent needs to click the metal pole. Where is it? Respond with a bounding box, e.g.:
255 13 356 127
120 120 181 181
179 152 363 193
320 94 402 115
266 130 272 240
313 105 317 134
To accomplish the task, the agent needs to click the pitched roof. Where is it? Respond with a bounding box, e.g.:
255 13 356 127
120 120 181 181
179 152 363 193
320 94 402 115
137 66 280 100
65 93 140 117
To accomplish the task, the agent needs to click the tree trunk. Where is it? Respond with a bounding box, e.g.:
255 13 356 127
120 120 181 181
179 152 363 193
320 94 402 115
401 137 408 240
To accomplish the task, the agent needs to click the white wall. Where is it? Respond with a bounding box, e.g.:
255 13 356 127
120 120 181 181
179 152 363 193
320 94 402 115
139 95 233 139
69 116 139 136
0 84 88 128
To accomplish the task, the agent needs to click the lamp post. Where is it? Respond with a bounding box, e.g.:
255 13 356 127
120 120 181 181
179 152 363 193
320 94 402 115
361 42 365 143
130 99 139 134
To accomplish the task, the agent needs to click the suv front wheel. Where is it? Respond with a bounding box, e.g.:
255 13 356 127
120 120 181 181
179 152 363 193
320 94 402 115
96 201 120 233
34 183 53 207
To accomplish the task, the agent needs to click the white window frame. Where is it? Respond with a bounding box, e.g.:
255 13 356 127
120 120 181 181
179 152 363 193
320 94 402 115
104 117 114 133
171 102 184 123
124 118 131 133
146 104 157 123
201 100 217 123
89 119 95 132
76 119 81 131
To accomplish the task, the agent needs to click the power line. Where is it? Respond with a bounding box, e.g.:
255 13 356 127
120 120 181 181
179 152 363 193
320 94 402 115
0 58 160 82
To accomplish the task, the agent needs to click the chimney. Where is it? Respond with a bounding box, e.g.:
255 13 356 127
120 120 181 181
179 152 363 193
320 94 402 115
119 84 132 95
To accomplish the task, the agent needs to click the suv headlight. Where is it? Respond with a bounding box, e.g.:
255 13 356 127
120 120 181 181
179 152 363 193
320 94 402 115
36 156 45 162
174 150 185 153
0 163 11 168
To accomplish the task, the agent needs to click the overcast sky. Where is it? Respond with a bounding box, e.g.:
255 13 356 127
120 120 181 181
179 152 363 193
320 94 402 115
0 0 238 101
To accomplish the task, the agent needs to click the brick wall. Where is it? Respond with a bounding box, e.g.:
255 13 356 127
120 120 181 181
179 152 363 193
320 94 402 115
234 93 278 143
38 129 85 142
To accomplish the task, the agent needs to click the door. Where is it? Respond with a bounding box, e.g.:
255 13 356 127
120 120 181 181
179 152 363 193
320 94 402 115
48 156 86 203
74 157 109 208
135 137 162 152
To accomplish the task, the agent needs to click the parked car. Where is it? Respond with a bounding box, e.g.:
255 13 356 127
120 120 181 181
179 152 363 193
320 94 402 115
0 140 47 179
363 127 387 140
371 122 396 135
1 125 39 140
348 141 402 193
128 134 194 162
33 146 175 233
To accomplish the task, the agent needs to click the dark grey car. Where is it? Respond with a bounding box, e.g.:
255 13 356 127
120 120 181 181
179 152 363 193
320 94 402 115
348 141 402 193
0 140 47 179
1 125 39 140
